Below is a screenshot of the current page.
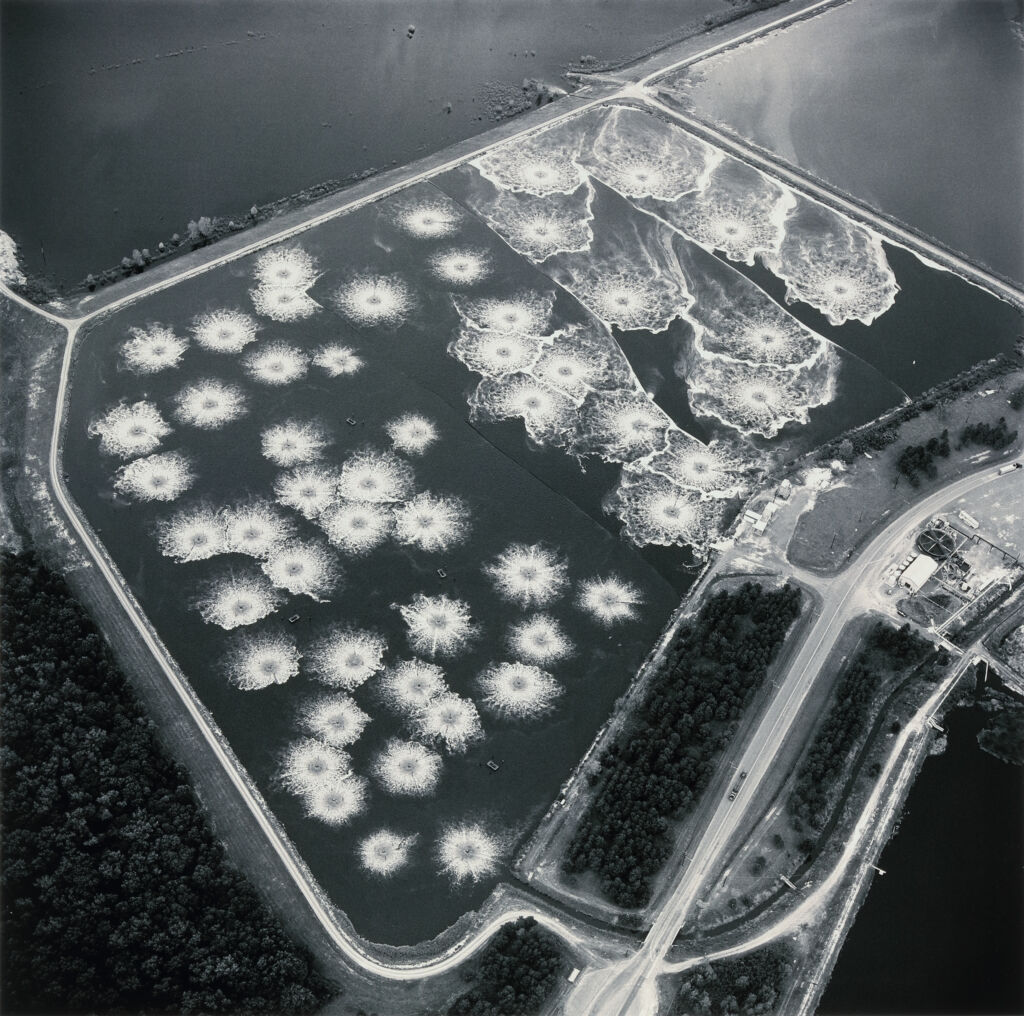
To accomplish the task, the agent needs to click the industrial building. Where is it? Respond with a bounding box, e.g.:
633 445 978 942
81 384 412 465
900 554 939 593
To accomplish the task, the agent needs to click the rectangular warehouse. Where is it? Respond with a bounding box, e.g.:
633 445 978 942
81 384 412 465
901 554 938 593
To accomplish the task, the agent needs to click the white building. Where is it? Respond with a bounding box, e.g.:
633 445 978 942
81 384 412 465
900 554 938 593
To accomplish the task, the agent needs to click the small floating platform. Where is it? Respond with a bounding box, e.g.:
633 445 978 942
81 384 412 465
436 567 447 578
288 613 301 624
486 759 501 772
346 416 358 426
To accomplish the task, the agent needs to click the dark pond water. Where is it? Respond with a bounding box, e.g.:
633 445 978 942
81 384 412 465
820 706 1024 1015
664 0 1024 284
1 0 725 286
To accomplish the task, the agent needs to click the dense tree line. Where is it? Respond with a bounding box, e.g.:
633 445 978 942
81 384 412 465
447 917 565 1016
788 622 933 830
565 583 802 908
0 552 335 1014
959 416 1017 451
896 429 950 485
672 943 791 1015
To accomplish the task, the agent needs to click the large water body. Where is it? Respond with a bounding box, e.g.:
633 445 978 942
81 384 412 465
661 0 1024 285
0 0 726 286
819 707 1024 1015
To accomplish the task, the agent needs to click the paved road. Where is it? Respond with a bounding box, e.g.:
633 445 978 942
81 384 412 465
566 463 1015 1016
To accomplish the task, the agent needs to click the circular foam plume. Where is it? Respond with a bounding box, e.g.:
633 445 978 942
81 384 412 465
373 738 443 796
226 631 300 690
304 775 369 826
429 248 492 287
449 326 542 377
121 324 188 373
412 693 483 753
197 571 281 629
114 451 195 502
393 492 470 553
306 627 388 690
469 373 578 447
222 501 296 559
484 543 568 608
157 506 226 562
261 540 340 600
192 309 259 353
473 136 586 196
478 661 562 720
507 614 573 665
173 379 248 429
638 432 743 495
333 274 414 327
358 830 417 877
274 464 342 520
318 499 394 556
577 575 644 625
379 659 449 714
393 200 464 239
313 343 364 378
250 284 321 322
399 593 478 658
253 246 318 289
260 419 331 467
575 390 668 463
455 292 554 335
339 449 415 504
533 349 598 401
609 475 720 550
280 738 352 795
437 822 501 883
90 401 172 459
385 413 439 456
301 694 371 748
242 342 309 385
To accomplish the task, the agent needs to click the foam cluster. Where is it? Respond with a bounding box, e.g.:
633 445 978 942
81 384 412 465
318 500 394 556
358 830 417 876
157 505 226 562
274 464 342 520
379 659 449 714
507 614 573 665
437 822 501 883
279 738 351 794
393 492 470 553
197 571 281 629
411 692 483 753
226 631 300 690
454 292 555 336
478 662 562 719
173 379 248 429
121 324 189 373
313 343 364 377
304 775 369 826
576 575 643 625
242 342 309 385
90 401 172 459
306 626 388 690
399 593 478 658
635 431 744 496
222 500 296 558
301 693 371 747
391 198 464 239
333 274 414 328
449 327 543 377
609 475 721 550
429 248 492 287
250 246 320 322
575 389 669 463
192 309 259 353
373 738 443 796
260 419 330 467
261 539 340 600
469 373 578 447
473 130 586 196
339 449 415 503
484 543 569 608
385 413 439 456
114 451 195 502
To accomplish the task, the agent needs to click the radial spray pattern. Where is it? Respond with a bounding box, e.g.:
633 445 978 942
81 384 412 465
379 659 450 714
437 822 501 884
113 451 195 502
242 342 310 385
301 693 371 748
338 449 415 503
274 464 342 520
373 739 443 796
261 540 340 600
358 830 417 877
453 291 556 336
576 575 644 625
484 543 568 608
472 122 587 196
173 379 248 429
121 324 188 373
573 388 671 463
399 593 478 658
580 104 719 201
89 401 172 458
389 195 465 239
532 326 635 400
393 492 470 553
478 662 562 720
318 500 394 556
304 775 369 826
333 274 414 328
279 738 352 795
385 413 439 456
157 505 226 562
456 171 595 262
260 419 331 467
306 627 388 690
429 248 492 287
764 195 899 326
469 373 578 447
196 570 281 629
191 309 259 354
609 474 723 551
449 326 544 377
222 500 296 559
507 614 573 666
313 343 364 377
250 246 321 322
629 430 745 496
412 693 483 753
250 284 321 323
225 631 300 690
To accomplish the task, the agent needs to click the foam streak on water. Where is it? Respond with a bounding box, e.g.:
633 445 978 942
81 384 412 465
197 570 281 629
393 492 470 553
301 693 371 747
412 693 483 753
385 413 439 456
576 575 644 625
333 274 414 328
339 449 415 503
379 659 449 714
373 738 443 796
242 342 310 385
89 401 172 459
478 661 562 719
307 627 388 690
260 419 331 467
484 543 568 608
157 505 226 562
261 539 340 600
222 500 296 559
191 309 259 353
313 343 364 378
317 500 394 556
437 822 501 884
173 379 248 429
399 593 478 658
507 614 573 665
226 631 300 690
121 324 188 373
114 451 195 502
274 464 342 520
358 830 418 877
